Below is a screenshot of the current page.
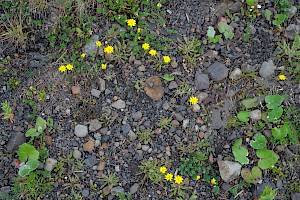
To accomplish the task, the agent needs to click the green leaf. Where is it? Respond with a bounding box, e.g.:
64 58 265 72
35 117 47 132
207 26 215 38
256 149 279 170
241 166 262 184
272 14 287 26
264 9 272 21
265 94 284 109
237 111 250 122
27 159 39 170
250 133 267 149
241 97 259 109
18 159 39 177
218 22 234 39
18 143 39 162
272 122 290 141
209 35 221 43
232 138 249 165
246 0 256 6
25 128 39 138
267 107 283 122
162 74 175 81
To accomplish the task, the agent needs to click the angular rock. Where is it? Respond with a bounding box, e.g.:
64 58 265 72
128 130 137 141
196 92 208 103
218 160 242 183
7 132 26 153
195 69 210 90
211 109 224 129
88 119 102 132
144 76 164 100
285 24 300 40
84 140 94 152
250 109 261 120
74 125 88 137
111 99 126 109
91 89 101 98
97 78 106 92
207 62 229 81
259 60 276 78
229 68 242 80
44 158 58 172
73 148 82 159
230 1 243 13
82 34 99 55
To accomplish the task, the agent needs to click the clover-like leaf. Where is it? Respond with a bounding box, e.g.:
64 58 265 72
162 74 174 82
256 149 279 170
241 166 262 184
35 117 47 132
265 94 284 109
237 111 250 122
232 138 249 165
267 107 283 122
272 122 290 141
25 128 39 138
241 97 259 109
250 133 267 149
18 143 39 162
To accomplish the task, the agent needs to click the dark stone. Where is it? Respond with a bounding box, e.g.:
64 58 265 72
195 69 210 90
207 62 229 81
7 132 26 153
84 155 98 167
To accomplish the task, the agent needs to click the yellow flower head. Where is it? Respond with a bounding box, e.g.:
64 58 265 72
160 166 167 174
149 49 157 56
137 28 141 33
157 3 162 8
104 46 114 54
174 175 183 184
163 56 171 64
96 41 102 47
278 74 286 81
81 53 86 58
142 43 150 50
211 178 217 185
59 65 66 73
66 64 73 71
196 175 200 180
126 19 136 27
102 64 107 70
189 96 198 105
165 173 173 181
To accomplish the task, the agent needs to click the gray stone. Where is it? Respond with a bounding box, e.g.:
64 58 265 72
142 145 150 151
255 180 275 196
182 119 189 129
73 148 82 159
207 62 229 81
88 119 102 132
121 124 131 134
82 189 90 197
196 92 208 103
241 63 258 73
162 101 170 110
168 81 178 90
211 109 224 129
250 109 261 120
44 158 58 172
128 131 137 141
195 69 210 90
138 65 146 72
134 60 142 67
287 6 297 18
285 24 300 40
111 99 126 109
130 183 140 194
91 89 101 98
82 34 99 55
98 78 106 92
292 193 300 200
111 186 125 196
84 155 98 167
192 104 201 112
173 113 184 121
230 1 243 13
218 160 242 183
259 60 276 78
75 125 88 137
132 111 143 121
7 132 26 153
229 68 242 80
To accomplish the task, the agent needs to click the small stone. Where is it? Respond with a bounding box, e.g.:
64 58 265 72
89 119 102 132
130 183 140 194
134 60 142 67
7 132 26 153
98 78 106 92
230 1 243 13
71 86 80 95
171 120 179 127
45 135 52 145
142 145 150 151
285 24 300 40
195 69 210 90
84 140 94 152
192 104 201 112
132 111 142 121
162 101 170 110
111 186 125 196
211 109 224 129
91 89 101 98
115 165 120 172
171 58 178 68
168 81 178 90
196 92 208 103
111 99 126 109
44 158 58 172
208 153 214 164
128 130 137 141
82 189 89 197
82 34 99 55
198 132 205 139
73 148 82 159
229 68 242 80
84 155 98 167
173 113 184 121
75 125 88 137
121 124 131 134
259 59 276 78
292 193 300 200
218 160 242 183
287 6 297 18
97 161 106 171
144 76 164 101
102 185 112 196
138 65 146 71
207 62 229 81
250 109 262 120
182 119 189 129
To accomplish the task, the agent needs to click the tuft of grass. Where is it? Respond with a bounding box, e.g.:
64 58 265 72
177 36 202 68
137 128 154 143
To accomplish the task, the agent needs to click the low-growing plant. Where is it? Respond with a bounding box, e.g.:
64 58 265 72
217 22 234 40
277 34 300 66
157 117 173 130
137 128 154 143
138 159 165 184
1 101 14 123
259 185 277 200
207 26 221 44
99 170 120 188
177 36 202 68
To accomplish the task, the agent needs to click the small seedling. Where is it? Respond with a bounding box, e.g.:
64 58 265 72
241 166 262 184
232 138 249 165
1 101 15 123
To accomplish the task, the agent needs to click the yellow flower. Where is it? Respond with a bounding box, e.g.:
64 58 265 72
189 96 198 105
81 53 86 58
196 175 200 180
138 36 141 40
104 46 114 54
66 64 73 71
137 28 141 33
174 175 183 184
95 41 102 47
142 43 150 50
101 64 107 70
160 166 167 174
211 178 217 185
157 3 162 8
149 49 157 56
278 74 286 81
165 173 173 181
163 56 171 63
126 19 136 27
59 65 66 73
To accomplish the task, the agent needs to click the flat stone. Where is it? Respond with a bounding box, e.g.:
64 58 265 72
88 119 102 132
97 161 106 171
128 130 137 142
121 124 131 134
82 34 99 55
7 132 26 153
182 119 189 129
218 160 241 183
83 140 94 152
97 78 106 92
207 62 229 81
196 92 208 103
192 104 201 112
71 86 80 95
130 183 140 194
132 111 142 121
250 109 261 120
229 68 242 80
91 89 101 98
111 99 126 109
82 189 90 197
292 193 300 200
84 155 98 167
111 186 125 196
73 148 82 159
134 60 142 67
211 109 224 129
168 81 178 90
195 69 210 90
44 158 58 172
285 24 300 40
259 60 276 78
74 125 88 137
144 76 164 100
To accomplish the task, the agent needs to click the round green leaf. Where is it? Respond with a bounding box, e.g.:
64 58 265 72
267 107 283 122
25 128 39 138
265 94 283 109
232 138 249 165
250 133 267 149
18 143 39 162
241 166 262 184
19 165 31 177
237 111 250 122
256 149 279 170
35 117 46 132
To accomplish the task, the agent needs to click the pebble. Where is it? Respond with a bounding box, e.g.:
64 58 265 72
132 111 143 121
82 34 99 55
162 101 170 110
111 99 126 109
74 124 88 137
144 76 164 101
195 69 210 90
84 140 95 152
182 119 189 129
73 148 82 159
98 78 106 92
168 81 178 90
207 62 229 81
71 86 80 95
171 120 179 127
142 145 150 151
128 130 137 141
88 119 102 132
198 132 205 139
171 58 178 68
82 189 90 197
138 65 146 71
130 183 140 194
97 161 106 171
192 104 201 112
111 186 125 196
84 155 98 167
91 89 101 98
285 24 300 40
259 59 276 78
229 68 242 80
7 132 26 153
250 109 261 120
196 92 208 103
121 124 131 134
44 158 58 172
173 113 184 121
218 160 241 182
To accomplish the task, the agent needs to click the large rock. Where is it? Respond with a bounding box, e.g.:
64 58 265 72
207 62 229 81
195 69 210 90
144 76 164 100
218 160 242 182
7 132 26 153
259 60 276 78
74 125 88 137
82 34 99 55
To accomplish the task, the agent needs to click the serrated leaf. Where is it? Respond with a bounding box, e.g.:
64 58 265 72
237 111 250 122
256 149 279 170
162 74 174 81
25 128 39 138
232 138 249 165
18 143 39 162
241 166 262 184
267 107 283 122
35 117 46 132
241 97 258 109
265 94 284 109
250 133 267 149
207 26 216 38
